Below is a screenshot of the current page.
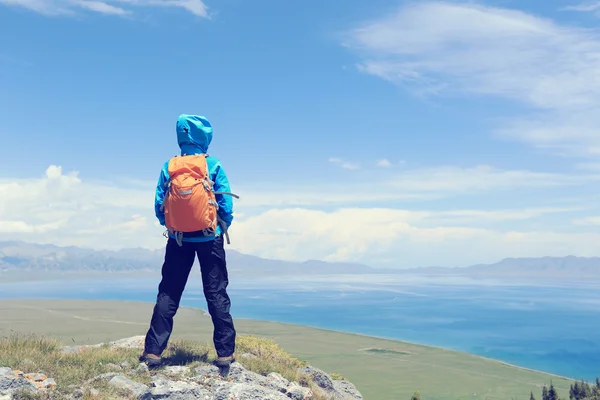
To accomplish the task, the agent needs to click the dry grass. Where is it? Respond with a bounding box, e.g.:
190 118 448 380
329 373 345 381
0 333 337 400
0 332 143 399
235 335 338 400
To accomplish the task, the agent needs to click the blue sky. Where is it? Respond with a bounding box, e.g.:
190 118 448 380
1 0 600 268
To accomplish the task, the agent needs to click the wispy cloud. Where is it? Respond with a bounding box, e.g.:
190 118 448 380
76 0 128 15
575 162 600 171
572 216 600 225
0 0 70 14
231 164 600 208
0 0 209 17
562 2 600 12
328 157 360 170
115 0 208 17
344 1 600 157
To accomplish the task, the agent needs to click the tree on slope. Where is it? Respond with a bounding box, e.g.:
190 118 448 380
573 380 592 400
410 390 422 400
548 383 559 400
568 378 600 400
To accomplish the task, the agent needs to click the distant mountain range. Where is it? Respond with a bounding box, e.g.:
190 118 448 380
1 240 599 281
397 256 600 281
0 240 374 277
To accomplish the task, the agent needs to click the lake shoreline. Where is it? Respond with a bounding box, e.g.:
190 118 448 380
0 298 578 400
1 296 580 383
1 274 598 382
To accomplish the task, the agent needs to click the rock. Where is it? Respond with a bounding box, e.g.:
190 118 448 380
109 375 151 399
333 380 363 399
213 381 290 400
150 375 170 387
192 365 220 378
240 352 258 359
85 372 119 385
41 377 57 390
226 362 268 387
136 362 150 374
0 369 38 395
150 378 213 400
0 368 58 398
299 366 336 393
286 382 313 400
68 387 95 399
25 372 47 381
108 336 146 349
71 388 85 399
163 365 190 376
60 343 103 354
265 372 289 393
121 361 132 369
299 366 362 399
60 335 144 354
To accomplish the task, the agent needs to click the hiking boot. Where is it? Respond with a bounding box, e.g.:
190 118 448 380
213 355 235 368
139 352 162 368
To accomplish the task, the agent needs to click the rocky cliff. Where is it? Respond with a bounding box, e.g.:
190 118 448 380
0 335 363 400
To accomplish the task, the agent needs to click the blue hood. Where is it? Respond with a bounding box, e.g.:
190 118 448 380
176 114 213 155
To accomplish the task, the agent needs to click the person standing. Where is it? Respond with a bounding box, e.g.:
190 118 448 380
140 114 238 368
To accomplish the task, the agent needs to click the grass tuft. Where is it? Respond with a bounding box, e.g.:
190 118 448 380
235 335 306 379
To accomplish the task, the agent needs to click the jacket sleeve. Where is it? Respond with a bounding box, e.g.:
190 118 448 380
212 162 234 228
154 160 170 226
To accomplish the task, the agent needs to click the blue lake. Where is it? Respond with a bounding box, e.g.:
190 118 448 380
1 273 599 381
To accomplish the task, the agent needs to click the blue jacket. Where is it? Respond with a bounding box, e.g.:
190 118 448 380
155 114 234 242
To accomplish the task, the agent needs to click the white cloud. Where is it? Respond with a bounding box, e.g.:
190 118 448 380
0 165 165 250
0 0 208 17
328 157 360 170
1 165 599 268
229 208 600 268
572 216 600 225
377 158 393 168
344 1 600 157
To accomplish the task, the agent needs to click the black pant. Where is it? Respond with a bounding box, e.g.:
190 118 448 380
144 235 236 357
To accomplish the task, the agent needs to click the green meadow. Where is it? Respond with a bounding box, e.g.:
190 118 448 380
0 299 574 400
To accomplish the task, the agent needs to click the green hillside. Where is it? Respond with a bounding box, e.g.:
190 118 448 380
0 299 580 400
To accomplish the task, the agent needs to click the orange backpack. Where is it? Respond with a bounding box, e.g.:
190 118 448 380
160 154 238 245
